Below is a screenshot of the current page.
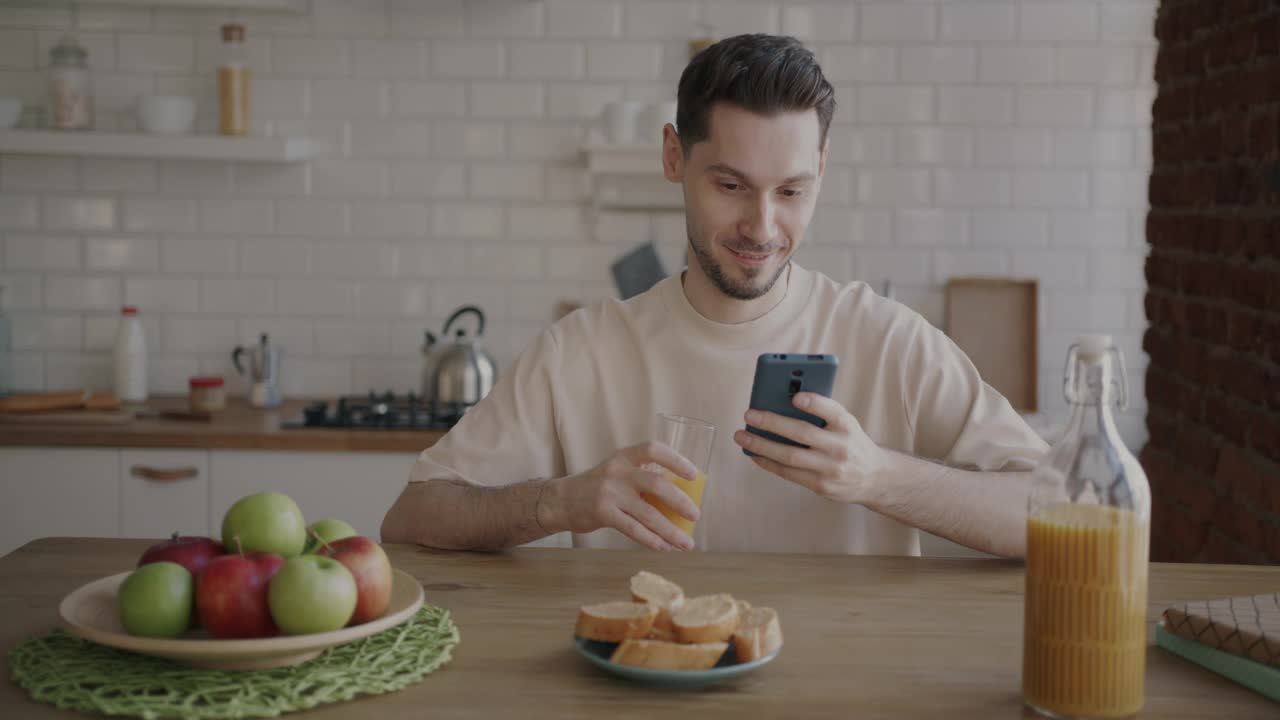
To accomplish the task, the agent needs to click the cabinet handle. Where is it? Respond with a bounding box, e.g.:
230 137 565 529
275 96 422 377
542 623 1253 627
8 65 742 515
130 465 199 482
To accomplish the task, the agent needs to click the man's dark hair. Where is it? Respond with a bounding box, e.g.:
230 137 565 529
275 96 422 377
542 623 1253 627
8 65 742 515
676 34 836 155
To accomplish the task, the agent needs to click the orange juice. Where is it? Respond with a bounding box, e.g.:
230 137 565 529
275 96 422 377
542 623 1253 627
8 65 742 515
1023 503 1149 718
645 471 707 535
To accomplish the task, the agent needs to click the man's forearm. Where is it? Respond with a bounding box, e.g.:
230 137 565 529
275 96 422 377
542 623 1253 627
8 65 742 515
863 452 1031 559
380 477 559 550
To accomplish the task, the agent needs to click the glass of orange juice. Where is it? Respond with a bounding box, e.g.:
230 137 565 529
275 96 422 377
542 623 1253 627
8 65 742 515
644 413 714 536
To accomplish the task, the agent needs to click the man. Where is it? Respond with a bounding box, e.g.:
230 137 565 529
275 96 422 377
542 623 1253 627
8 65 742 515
382 35 1047 558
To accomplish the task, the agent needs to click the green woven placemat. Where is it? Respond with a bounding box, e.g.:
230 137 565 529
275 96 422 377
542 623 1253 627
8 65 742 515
8 605 459 719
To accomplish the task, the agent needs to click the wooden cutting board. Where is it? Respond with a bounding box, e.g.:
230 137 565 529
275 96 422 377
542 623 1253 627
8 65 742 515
0 390 122 413
944 277 1039 412
0 409 134 425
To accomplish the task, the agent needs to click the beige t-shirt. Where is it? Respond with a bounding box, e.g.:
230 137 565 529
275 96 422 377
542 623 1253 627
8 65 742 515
409 263 1047 555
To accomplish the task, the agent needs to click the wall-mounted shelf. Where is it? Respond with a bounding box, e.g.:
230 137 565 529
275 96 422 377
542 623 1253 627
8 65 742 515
583 143 682 210
21 0 307 10
0 130 325 162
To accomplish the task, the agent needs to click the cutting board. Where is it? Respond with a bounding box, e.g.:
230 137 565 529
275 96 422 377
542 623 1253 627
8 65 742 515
944 277 1039 412
0 409 134 425
0 390 121 413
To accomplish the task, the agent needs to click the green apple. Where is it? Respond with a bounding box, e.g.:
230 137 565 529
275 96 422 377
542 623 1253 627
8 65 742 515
222 492 307 557
302 518 358 554
118 561 193 638
267 556 357 635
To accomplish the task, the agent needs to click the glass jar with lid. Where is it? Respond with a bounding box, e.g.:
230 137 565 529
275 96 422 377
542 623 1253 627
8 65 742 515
189 376 227 413
48 35 93 130
217 23 250 136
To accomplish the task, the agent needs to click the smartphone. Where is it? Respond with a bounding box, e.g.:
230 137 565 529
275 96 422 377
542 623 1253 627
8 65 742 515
744 353 839 457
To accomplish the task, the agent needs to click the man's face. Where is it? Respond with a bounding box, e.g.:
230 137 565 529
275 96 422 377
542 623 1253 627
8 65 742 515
665 103 826 300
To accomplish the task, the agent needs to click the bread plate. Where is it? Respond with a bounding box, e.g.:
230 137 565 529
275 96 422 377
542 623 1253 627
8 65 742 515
59 568 424 671
574 637 780 688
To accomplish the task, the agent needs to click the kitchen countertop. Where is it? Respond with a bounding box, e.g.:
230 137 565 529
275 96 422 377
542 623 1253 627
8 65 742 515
2 538 1277 718
0 397 445 453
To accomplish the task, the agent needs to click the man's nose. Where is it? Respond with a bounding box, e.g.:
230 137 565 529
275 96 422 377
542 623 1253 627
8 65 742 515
740 195 779 245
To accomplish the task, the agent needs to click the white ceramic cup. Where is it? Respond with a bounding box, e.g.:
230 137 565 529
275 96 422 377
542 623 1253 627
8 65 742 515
636 100 678 145
600 100 644 144
0 97 21 129
136 95 197 135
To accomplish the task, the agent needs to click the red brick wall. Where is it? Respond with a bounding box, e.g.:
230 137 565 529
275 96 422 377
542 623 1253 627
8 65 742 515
1145 0 1280 564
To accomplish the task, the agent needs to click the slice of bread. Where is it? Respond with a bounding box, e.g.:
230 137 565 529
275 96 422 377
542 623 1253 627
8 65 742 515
645 624 677 642
629 571 685 631
672 593 740 644
610 639 728 671
731 606 783 662
575 601 659 643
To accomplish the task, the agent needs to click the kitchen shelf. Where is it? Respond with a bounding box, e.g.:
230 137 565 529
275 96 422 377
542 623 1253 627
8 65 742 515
0 130 325 162
23 0 306 10
583 143 683 210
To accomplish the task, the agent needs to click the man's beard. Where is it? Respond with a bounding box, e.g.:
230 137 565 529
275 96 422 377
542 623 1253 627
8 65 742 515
687 229 789 301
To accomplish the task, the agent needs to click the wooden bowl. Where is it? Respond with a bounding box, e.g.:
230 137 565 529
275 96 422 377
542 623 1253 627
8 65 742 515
58 568 424 671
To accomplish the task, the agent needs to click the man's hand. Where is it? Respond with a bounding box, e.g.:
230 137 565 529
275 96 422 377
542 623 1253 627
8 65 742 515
732 392 890 504
542 442 701 552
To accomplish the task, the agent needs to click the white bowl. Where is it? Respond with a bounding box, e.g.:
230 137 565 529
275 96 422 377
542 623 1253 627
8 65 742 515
136 95 196 135
0 97 21 129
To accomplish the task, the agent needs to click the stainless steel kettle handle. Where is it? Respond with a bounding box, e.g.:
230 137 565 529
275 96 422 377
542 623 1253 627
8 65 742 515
443 305 485 338
231 345 246 375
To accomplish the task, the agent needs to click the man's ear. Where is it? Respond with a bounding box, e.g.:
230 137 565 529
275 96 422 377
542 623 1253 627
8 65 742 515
661 124 684 183
818 137 829 179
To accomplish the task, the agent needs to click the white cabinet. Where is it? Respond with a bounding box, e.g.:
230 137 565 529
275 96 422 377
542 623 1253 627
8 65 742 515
209 450 417 541
119 450 211 539
0 447 121 557
1 445 565 557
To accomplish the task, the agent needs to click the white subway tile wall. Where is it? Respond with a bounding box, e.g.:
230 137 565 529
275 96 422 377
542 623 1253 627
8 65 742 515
0 0 1154 446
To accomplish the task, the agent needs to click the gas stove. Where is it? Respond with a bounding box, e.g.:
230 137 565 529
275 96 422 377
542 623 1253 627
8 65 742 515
283 392 472 431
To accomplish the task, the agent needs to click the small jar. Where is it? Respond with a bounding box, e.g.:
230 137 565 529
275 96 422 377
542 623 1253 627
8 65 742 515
189 376 226 413
217 23 250 136
48 35 93 130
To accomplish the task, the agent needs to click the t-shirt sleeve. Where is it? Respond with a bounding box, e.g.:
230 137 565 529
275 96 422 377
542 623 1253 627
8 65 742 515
408 327 565 487
900 313 1048 471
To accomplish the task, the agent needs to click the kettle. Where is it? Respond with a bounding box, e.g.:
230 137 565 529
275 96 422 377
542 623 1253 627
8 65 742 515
232 333 282 408
421 305 497 405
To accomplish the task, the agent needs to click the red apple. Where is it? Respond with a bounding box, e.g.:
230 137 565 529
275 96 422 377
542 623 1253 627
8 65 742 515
195 552 284 639
139 532 224 577
316 536 392 625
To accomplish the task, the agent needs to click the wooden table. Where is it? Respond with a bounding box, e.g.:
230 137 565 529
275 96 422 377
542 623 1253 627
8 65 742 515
2 538 1276 718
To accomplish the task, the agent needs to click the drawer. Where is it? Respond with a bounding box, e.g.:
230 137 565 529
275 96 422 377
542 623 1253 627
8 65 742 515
120 449 211 540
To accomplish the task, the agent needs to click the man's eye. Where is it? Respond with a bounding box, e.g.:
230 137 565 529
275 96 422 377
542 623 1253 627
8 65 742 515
720 183 740 191
780 189 802 198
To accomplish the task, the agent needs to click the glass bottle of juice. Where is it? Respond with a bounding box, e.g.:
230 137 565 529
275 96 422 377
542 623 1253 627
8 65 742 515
1023 334 1151 719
